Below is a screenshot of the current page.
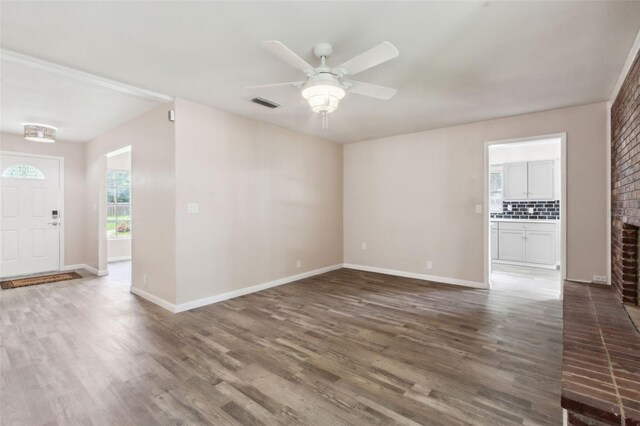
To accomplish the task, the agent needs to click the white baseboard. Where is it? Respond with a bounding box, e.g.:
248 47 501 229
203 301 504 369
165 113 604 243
342 263 487 289
108 256 131 262
125 262 485 314
130 286 176 312
173 264 344 313
62 264 108 276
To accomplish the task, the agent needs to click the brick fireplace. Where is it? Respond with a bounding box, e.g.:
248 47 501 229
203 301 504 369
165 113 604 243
611 49 640 305
611 222 638 304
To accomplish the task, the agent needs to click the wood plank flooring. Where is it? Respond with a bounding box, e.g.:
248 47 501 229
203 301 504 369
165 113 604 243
1 267 562 425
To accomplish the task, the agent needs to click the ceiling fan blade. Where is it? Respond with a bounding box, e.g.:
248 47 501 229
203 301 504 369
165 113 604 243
334 41 399 76
345 80 397 100
262 41 314 74
245 81 304 90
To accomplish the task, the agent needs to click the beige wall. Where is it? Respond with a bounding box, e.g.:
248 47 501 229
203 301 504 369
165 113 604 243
85 103 176 303
0 132 86 266
107 150 131 261
173 98 343 304
344 102 607 284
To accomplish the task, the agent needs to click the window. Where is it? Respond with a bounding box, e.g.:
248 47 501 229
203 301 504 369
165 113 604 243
107 169 131 238
490 168 503 213
2 164 45 179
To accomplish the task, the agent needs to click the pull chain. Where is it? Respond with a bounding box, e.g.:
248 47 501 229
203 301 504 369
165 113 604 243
322 111 329 129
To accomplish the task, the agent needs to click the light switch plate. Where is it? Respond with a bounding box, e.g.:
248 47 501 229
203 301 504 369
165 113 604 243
507 204 512 211
187 203 199 214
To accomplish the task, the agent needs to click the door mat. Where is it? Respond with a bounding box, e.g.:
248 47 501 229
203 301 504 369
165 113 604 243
0 271 83 290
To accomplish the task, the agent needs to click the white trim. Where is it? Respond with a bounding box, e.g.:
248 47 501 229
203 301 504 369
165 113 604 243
130 287 177 312
108 256 131 262
173 264 344 313
610 27 640 102
62 263 108 276
343 263 486 289
0 151 65 275
106 146 132 158
606 101 612 285
1 49 173 103
482 133 567 301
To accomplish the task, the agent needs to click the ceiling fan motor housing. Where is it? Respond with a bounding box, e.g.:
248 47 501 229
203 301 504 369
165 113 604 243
313 42 333 58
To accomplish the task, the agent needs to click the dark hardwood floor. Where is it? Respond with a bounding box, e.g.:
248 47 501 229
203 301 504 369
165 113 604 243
1 267 562 425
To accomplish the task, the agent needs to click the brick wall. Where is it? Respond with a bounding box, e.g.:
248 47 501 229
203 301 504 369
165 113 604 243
611 50 640 304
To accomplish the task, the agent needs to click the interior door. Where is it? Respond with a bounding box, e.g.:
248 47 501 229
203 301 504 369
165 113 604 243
0 154 61 278
503 162 528 200
527 160 554 200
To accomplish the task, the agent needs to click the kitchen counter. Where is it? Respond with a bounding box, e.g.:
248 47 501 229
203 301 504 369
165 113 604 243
490 218 559 224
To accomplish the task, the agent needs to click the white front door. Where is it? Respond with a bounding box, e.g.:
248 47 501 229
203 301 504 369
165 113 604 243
0 154 61 278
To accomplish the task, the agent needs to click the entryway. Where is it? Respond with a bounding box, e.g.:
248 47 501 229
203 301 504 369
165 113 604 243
106 147 132 285
484 135 566 299
0 153 63 278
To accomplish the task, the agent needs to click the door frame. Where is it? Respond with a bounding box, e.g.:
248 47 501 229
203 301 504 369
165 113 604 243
482 133 567 300
0 151 65 273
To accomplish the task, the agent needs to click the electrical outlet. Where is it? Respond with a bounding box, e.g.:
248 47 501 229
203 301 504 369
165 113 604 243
426 261 433 270
507 204 512 211
475 204 482 214
361 242 367 250
592 275 607 284
528 207 534 214
296 260 301 268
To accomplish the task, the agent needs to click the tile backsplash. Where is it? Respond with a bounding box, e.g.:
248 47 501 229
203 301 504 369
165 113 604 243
490 200 559 220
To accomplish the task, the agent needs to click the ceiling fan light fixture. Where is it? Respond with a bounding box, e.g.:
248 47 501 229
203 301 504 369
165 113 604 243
301 82 345 114
23 123 56 143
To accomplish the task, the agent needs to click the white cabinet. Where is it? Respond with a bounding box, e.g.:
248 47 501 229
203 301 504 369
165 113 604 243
527 160 554 200
498 229 526 261
491 223 498 260
503 162 528 200
502 160 554 201
525 230 556 264
495 221 556 266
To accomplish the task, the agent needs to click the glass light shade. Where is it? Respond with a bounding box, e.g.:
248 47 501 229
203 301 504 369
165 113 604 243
301 84 346 113
24 124 56 143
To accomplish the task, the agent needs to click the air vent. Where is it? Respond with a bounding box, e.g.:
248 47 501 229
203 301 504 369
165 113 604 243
251 97 280 109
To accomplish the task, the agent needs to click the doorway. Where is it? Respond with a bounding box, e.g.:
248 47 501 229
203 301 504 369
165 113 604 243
0 152 64 278
484 135 566 299
106 147 131 285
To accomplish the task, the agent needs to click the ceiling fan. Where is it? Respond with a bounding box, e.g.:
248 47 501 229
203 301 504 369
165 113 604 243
247 40 399 123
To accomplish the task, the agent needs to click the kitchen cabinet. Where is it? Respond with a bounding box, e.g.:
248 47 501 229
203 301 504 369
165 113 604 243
503 162 528 201
525 230 556 264
527 160 554 200
495 221 556 266
502 160 554 201
498 229 526 261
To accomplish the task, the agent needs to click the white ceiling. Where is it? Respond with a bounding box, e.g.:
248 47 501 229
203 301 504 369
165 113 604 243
2 1 640 143
1 58 163 142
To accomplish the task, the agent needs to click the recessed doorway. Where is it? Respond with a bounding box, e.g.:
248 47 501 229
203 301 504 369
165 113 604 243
106 146 131 285
484 135 566 299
